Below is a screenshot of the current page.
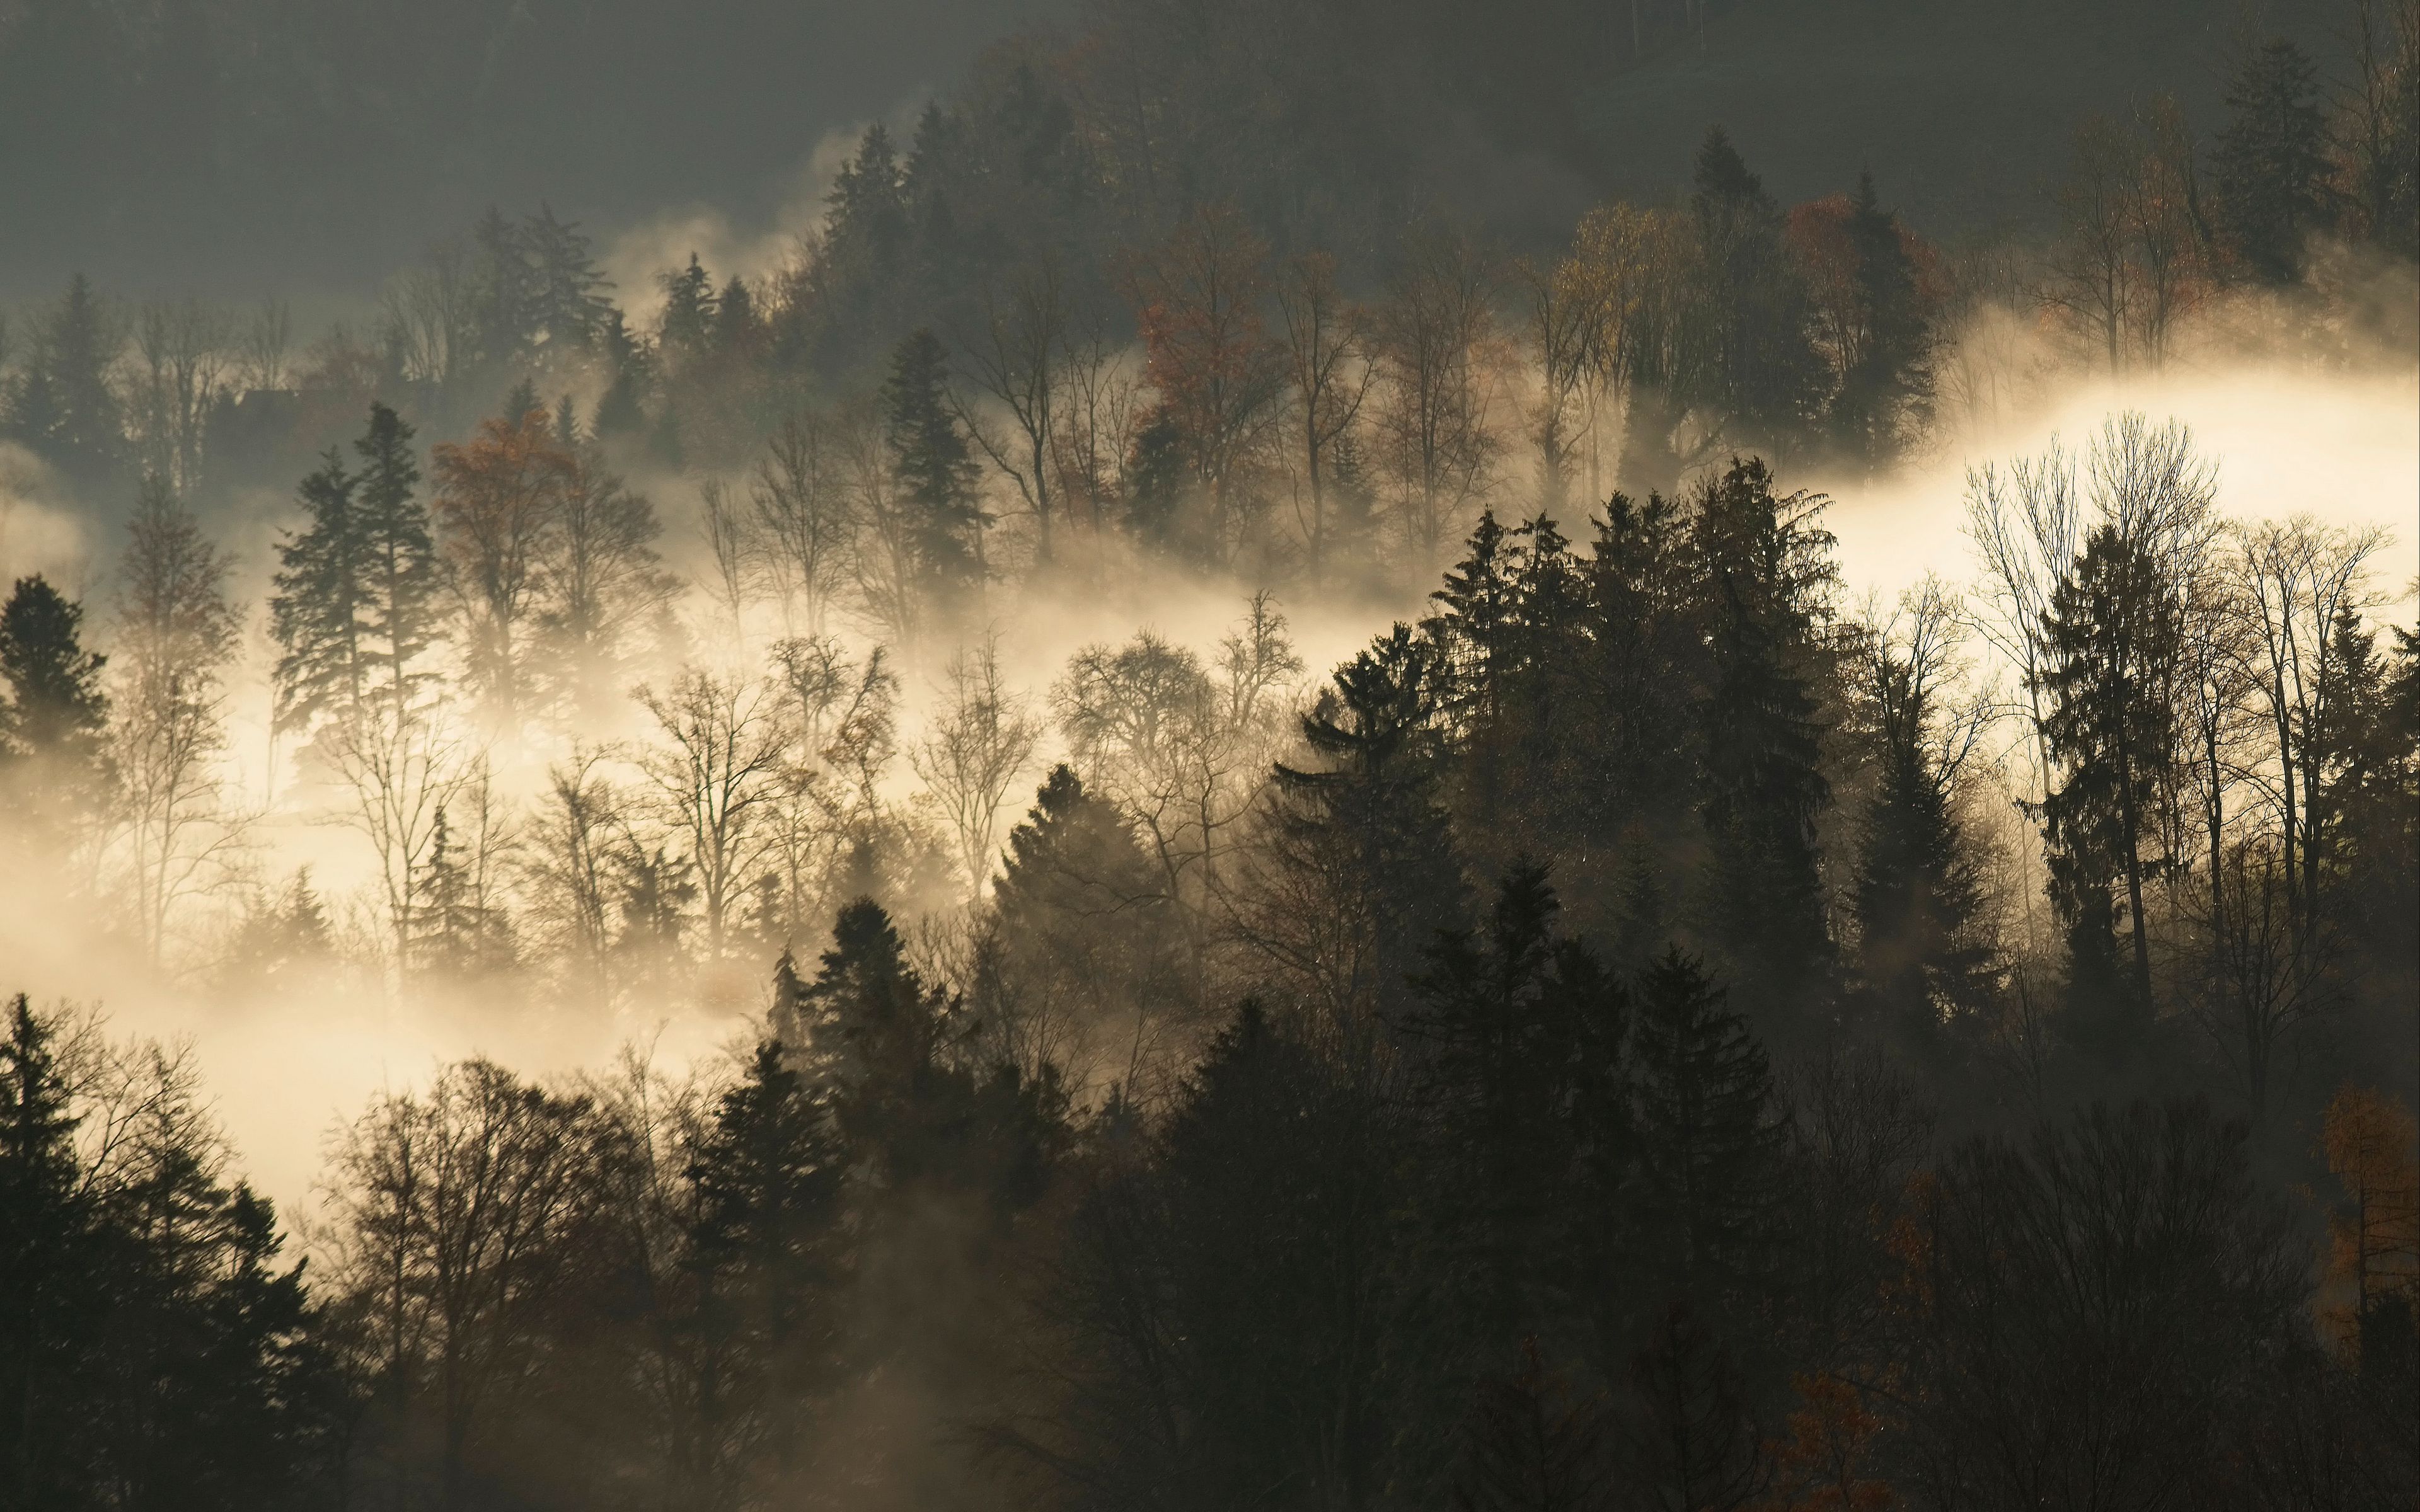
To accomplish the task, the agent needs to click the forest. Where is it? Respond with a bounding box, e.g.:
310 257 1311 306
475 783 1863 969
1 0 2417 1506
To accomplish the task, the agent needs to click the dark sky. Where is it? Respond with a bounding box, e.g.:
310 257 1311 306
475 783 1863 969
0 0 1066 303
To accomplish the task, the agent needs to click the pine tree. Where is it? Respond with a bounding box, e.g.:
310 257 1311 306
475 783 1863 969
3 273 125 490
657 255 717 372
1630 951 1787 1311
2036 525 2182 1048
1688 130 1824 444
677 1033 848 1499
0 575 110 839
1832 171 1933 467
1266 625 1468 1020
268 449 366 731
1854 635 1992 1057
881 328 984 596
0 994 103 1506
352 401 441 718
1691 460 1836 1026
2215 38 2335 284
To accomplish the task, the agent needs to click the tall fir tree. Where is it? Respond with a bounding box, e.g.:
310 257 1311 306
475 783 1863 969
1690 460 1836 1029
1832 171 1934 467
1688 129 1824 445
1267 625 1468 1021
2036 525 2184 1055
2215 38 2335 284
1628 951 1788 1316
351 401 441 718
1853 638 1993 1058
0 574 110 840
3 273 124 491
881 328 985 597
267 450 366 732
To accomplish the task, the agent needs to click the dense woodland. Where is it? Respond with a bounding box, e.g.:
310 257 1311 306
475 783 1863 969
1 0 2418 1508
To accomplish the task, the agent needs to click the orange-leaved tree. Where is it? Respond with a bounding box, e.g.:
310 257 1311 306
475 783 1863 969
2321 1083 2420 1362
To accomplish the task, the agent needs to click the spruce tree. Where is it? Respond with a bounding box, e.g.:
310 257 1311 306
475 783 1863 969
1268 625 1468 1020
990 765 1185 1033
1629 951 1787 1313
1833 171 1933 467
1154 999 1416 1503
2 274 124 490
591 309 650 438
657 255 718 372
0 994 102 1506
351 401 441 717
1688 129 1824 443
679 1033 848 1493
1691 460 1836 1028
1410 865 1628 1349
2036 525 2182 1050
0 575 110 838
1581 491 1702 873
2215 38 2335 284
519 203 613 354
882 328 984 597
267 449 366 731
1854 639 1992 1057
0 574 108 764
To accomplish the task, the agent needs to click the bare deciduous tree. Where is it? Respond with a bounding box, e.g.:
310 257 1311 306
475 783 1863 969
634 668 789 960
325 1060 616 1509
112 478 246 968
911 634 1042 900
326 702 470 980
1372 227 1502 566
750 413 855 638
524 744 625 1009
130 299 230 493
1276 252 1373 583
957 259 1073 564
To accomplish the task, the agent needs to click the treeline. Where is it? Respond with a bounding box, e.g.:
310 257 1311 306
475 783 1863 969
6 3 2415 581
4 415 2417 1504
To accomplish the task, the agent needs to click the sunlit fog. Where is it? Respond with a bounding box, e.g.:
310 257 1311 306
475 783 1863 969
2 0 2415 1505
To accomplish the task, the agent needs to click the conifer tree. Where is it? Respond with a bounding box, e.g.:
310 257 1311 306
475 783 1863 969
657 255 717 372
881 328 984 596
989 765 1185 1060
1411 865 1628 1348
0 575 110 839
592 309 650 438
1691 460 1836 1025
2 273 124 490
1629 951 1787 1312
677 1033 848 1499
1688 129 1823 444
268 449 364 732
1265 625 1468 1019
0 994 101 1504
352 401 442 718
1581 491 1702 869
2036 524 2182 1045
2215 38 2335 284
1853 597 1993 1057
1831 171 1934 467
